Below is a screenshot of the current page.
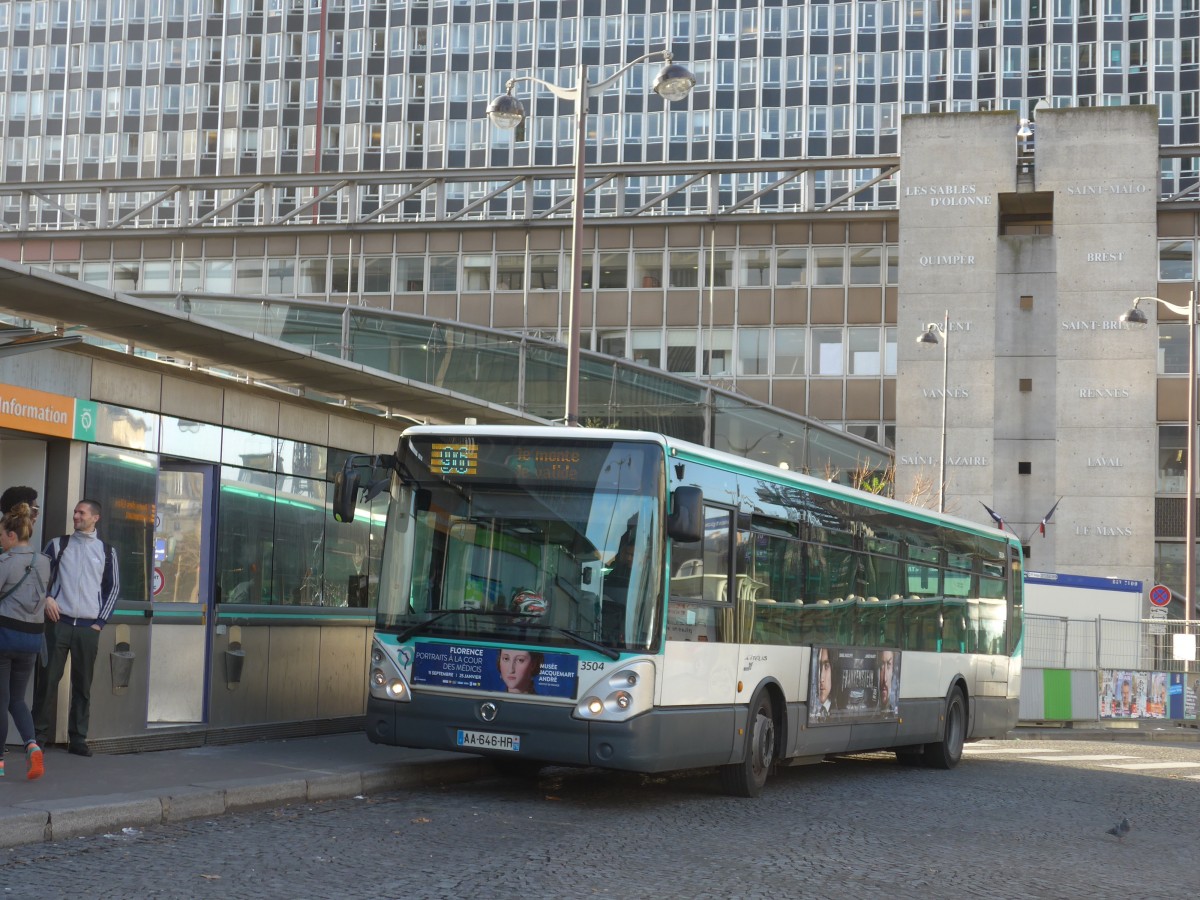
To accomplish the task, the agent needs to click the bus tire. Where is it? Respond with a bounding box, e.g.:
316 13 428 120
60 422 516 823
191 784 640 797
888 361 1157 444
922 688 966 770
718 690 776 798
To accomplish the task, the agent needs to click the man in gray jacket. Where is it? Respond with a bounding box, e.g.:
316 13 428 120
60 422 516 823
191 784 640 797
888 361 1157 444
33 499 120 757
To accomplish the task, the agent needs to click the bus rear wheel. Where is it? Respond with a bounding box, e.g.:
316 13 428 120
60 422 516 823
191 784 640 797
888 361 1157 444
719 691 776 798
922 688 966 769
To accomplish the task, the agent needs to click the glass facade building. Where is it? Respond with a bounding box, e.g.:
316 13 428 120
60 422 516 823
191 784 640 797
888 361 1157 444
0 1 1197 600
1 1 1197 200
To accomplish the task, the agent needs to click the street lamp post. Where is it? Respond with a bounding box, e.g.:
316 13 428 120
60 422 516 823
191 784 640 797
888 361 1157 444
488 50 696 425
917 310 950 513
1122 294 1197 631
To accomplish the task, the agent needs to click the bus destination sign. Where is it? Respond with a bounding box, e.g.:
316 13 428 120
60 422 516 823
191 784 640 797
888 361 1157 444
506 446 583 482
432 442 478 476
431 441 585 483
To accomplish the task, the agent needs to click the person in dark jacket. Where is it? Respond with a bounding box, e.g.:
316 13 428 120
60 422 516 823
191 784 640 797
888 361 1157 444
0 503 49 779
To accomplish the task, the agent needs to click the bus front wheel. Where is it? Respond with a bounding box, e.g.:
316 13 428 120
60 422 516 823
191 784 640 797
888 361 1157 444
922 688 966 769
719 690 776 798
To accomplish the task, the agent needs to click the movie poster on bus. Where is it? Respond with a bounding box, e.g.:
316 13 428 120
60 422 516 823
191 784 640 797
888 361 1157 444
410 642 579 699
808 645 901 726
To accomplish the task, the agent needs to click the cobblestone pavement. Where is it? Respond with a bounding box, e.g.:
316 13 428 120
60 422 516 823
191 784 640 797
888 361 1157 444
2 738 1197 899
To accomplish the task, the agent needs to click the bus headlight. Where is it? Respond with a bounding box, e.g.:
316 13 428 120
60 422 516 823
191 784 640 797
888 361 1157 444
368 637 412 703
574 661 654 722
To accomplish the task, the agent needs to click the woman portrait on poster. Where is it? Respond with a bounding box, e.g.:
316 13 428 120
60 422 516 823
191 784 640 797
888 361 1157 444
497 648 543 694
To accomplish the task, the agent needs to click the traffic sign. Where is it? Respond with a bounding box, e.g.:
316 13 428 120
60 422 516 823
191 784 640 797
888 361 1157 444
1150 584 1172 607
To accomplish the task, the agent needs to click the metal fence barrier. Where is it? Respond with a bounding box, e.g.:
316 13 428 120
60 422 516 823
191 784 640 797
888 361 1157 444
1020 614 1200 724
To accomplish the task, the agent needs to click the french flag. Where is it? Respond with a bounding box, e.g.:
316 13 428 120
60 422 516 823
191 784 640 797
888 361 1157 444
1039 498 1062 537
981 502 1005 530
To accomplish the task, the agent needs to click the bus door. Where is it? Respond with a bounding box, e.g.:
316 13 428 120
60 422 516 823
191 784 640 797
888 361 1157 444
146 462 217 724
663 506 738 707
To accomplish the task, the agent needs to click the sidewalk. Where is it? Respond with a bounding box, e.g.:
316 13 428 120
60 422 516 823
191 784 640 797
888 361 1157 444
0 733 490 850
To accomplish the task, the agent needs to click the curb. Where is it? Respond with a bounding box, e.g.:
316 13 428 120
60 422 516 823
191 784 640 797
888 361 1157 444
0 757 493 850
1010 726 1200 743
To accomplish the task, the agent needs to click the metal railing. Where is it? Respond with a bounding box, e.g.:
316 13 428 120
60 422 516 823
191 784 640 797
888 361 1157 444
1024 613 1198 674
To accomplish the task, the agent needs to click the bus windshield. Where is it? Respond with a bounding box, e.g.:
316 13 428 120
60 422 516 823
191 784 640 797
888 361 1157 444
376 435 665 654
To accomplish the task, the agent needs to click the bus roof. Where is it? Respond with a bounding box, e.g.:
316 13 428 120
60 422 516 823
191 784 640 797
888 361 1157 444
398 424 1020 550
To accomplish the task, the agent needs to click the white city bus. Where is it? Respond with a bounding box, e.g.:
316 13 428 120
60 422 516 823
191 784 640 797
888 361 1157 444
335 426 1023 796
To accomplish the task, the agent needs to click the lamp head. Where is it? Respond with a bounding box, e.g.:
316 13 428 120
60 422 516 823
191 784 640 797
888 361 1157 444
1016 118 1033 139
652 58 696 102
1119 303 1149 329
916 325 943 345
487 91 525 130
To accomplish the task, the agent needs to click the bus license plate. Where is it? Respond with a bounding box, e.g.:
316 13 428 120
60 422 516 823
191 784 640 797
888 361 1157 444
457 729 521 752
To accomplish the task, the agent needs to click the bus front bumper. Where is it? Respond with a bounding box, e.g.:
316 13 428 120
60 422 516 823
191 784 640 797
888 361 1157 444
366 693 736 773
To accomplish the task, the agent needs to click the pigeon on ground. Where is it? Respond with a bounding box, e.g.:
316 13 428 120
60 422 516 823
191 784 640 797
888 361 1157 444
1106 817 1131 841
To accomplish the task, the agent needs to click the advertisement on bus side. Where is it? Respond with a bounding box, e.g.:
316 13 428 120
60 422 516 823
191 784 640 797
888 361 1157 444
410 642 580 699
808 645 901 726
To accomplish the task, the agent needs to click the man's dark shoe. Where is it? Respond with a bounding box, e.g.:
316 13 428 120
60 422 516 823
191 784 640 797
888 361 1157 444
67 742 92 757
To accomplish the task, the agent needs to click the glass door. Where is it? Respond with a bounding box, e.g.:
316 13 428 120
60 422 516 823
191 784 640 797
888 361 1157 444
147 463 216 724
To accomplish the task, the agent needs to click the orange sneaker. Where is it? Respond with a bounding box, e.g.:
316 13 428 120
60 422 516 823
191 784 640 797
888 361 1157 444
25 743 43 781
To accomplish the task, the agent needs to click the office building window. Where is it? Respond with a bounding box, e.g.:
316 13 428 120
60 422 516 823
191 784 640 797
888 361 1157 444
1159 323 1191 374
702 329 734 376
631 330 661 367
774 328 807 375
777 249 808 287
635 251 663 289
667 329 697 374
362 257 392 293
812 328 845 375
462 256 491 291
495 255 524 291
669 251 700 288
429 256 458 293
813 248 846 286
395 257 425 293
850 247 883 284
1160 239 1195 280
739 249 772 287
1159 425 1188 493
848 328 882 375
739 328 770 375
528 254 560 290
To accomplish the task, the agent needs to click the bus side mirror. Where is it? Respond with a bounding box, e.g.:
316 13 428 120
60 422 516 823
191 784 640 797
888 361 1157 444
667 486 704 543
333 465 361 524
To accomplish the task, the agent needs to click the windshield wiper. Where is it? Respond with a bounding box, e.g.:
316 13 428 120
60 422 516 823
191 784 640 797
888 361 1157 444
395 608 522 643
513 621 621 660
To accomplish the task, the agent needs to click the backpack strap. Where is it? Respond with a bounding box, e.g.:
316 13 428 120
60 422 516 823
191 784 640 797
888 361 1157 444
46 533 70 597
0 564 32 602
